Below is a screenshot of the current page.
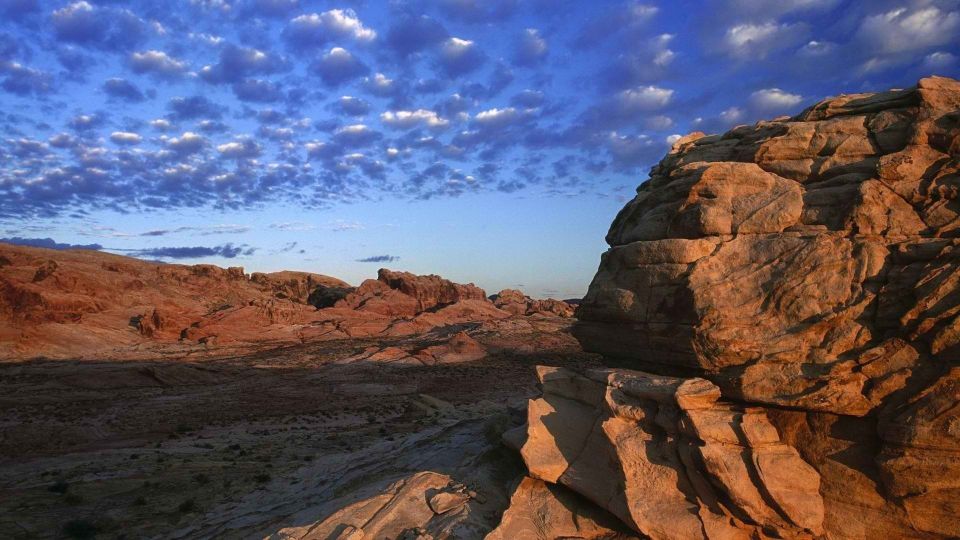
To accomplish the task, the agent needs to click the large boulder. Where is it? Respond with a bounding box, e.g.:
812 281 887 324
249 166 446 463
560 77 960 538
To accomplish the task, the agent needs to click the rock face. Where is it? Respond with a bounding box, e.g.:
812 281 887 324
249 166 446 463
546 77 960 538
515 366 823 539
492 289 576 318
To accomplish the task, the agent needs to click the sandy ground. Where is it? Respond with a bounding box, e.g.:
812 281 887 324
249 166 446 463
0 323 603 539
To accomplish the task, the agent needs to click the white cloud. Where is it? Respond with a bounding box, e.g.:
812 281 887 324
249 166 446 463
289 9 376 42
750 88 803 111
130 50 187 76
380 109 449 129
858 7 960 55
618 86 674 110
724 21 806 58
474 107 518 127
110 131 141 144
925 51 957 69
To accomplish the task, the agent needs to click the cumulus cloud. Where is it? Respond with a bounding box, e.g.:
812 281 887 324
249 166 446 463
231 79 283 102
749 88 803 112
439 37 485 76
200 44 285 84
0 61 53 95
438 0 517 23
333 124 382 146
722 21 807 59
110 131 142 145
514 28 547 66
381 109 449 129
0 236 102 250
617 85 674 110
338 95 370 116
217 138 262 159
356 254 398 263
102 78 145 102
52 1 146 51
284 9 376 49
167 95 225 120
311 47 368 85
386 14 448 56
856 6 960 55
130 50 187 78
166 131 206 155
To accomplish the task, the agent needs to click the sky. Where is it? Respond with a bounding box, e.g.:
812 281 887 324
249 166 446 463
1 0 959 298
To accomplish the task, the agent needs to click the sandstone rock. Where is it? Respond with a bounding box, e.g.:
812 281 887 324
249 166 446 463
567 77 960 539
518 366 823 540
428 490 470 514
576 76 960 416
492 289 575 318
377 269 488 312
485 476 640 540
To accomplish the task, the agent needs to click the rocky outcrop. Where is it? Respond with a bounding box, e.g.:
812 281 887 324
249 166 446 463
577 76 960 415
492 289 576 318
377 269 489 312
485 477 640 540
540 77 960 538
514 366 823 539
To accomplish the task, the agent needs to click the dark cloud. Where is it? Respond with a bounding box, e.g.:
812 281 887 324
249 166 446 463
129 50 187 79
127 244 256 259
200 44 287 84
514 28 547 66
438 37 486 77
338 95 370 116
2 0 39 20
167 95 225 121
356 254 399 263
248 0 299 18
0 61 52 95
1 236 102 250
310 47 368 86
232 79 283 102
52 2 146 51
386 15 448 56
103 78 145 102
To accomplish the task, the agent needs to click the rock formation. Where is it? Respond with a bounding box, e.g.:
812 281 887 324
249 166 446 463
492 289 576 318
500 77 960 539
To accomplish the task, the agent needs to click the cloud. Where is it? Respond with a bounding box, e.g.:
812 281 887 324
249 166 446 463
514 28 547 66
52 1 146 51
386 14 448 56
310 47 368 86
618 85 673 110
127 244 256 259
722 21 807 59
856 6 960 56
338 95 370 116
363 72 395 96
231 79 283 102
749 88 803 111
0 61 53 95
248 0 299 17
167 95 225 120
166 131 207 155
130 50 187 78
110 131 142 145
199 44 286 84
217 138 262 159
380 109 448 129
439 37 485 77
102 78 145 102
284 9 376 50
356 254 398 263
1 236 102 250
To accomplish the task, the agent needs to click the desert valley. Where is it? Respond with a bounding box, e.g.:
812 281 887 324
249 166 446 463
3 75 960 539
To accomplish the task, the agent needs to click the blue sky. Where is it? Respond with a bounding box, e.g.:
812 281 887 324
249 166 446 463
2 0 959 298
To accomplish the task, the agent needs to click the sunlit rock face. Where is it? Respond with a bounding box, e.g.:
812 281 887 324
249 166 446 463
546 76 960 538
576 76 960 416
